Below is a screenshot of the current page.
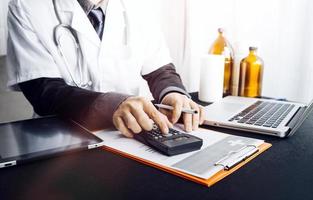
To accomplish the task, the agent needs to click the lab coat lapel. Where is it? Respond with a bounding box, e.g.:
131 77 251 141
55 0 101 47
100 0 126 54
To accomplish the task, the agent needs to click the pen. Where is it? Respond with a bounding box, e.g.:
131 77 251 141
154 104 198 114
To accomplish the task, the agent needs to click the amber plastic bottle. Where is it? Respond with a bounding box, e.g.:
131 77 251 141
209 28 234 96
238 47 264 97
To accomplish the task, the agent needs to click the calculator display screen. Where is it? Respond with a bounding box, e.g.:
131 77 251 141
173 137 188 141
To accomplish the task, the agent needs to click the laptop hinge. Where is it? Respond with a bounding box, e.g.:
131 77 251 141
0 161 17 168
286 106 306 131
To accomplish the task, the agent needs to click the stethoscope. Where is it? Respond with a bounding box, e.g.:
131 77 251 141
52 0 129 89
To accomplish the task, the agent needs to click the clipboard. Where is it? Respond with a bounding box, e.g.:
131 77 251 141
102 142 271 187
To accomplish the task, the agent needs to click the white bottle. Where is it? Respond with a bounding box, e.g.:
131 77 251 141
232 42 249 96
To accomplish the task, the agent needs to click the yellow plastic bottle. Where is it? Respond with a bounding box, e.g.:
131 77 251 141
209 28 234 96
238 47 264 97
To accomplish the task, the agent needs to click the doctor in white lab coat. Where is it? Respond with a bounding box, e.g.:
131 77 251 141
6 0 204 137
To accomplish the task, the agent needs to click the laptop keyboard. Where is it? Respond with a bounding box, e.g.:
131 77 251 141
228 101 295 128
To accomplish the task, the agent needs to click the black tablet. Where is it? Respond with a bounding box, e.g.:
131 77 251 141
0 116 104 168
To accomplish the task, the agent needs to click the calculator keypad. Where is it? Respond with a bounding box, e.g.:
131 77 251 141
134 124 203 156
146 126 184 141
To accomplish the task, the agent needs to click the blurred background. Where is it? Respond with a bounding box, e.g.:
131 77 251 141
0 0 32 123
0 0 313 123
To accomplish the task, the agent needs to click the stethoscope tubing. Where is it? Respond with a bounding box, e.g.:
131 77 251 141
52 0 92 88
52 0 128 89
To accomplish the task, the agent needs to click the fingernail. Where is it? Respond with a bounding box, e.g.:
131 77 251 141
164 127 169 134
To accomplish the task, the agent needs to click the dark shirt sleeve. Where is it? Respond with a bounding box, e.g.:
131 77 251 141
19 63 188 130
18 78 131 130
142 63 190 103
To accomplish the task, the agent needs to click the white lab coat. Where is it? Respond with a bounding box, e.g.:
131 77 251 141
7 0 172 97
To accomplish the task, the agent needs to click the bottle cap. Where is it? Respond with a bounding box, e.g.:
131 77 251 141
249 46 258 51
218 28 224 34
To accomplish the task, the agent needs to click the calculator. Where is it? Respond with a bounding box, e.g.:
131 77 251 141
134 125 203 156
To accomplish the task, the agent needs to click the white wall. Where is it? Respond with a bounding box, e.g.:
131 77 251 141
155 0 190 89
194 0 313 103
157 0 313 103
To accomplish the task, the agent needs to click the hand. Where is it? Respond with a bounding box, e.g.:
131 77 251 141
113 96 172 138
160 93 205 132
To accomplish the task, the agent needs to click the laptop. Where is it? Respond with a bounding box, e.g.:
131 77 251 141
203 96 313 137
0 116 105 168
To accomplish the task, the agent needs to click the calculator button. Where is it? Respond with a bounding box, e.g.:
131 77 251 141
163 133 173 137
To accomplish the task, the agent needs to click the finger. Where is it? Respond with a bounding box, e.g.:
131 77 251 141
122 112 142 134
190 102 200 130
158 107 174 128
114 117 133 138
199 106 205 125
165 116 173 128
159 108 172 119
130 107 154 131
183 102 192 132
158 108 173 129
144 102 170 134
171 100 183 124
154 112 171 134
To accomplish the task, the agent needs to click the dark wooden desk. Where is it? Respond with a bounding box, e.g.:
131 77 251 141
1 94 313 200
